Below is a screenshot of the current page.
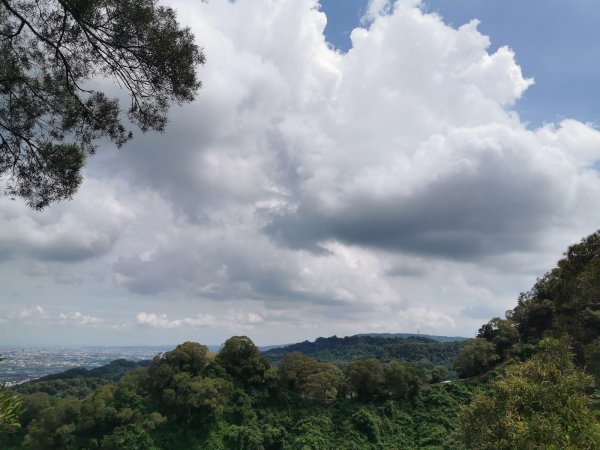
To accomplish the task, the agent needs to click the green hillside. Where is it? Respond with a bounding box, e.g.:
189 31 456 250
12 359 150 400
262 335 463 373
357 333 467 343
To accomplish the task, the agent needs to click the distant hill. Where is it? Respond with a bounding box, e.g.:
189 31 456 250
262 334 464 370
13 359 150 399
11 334 463 397
34 358 151 382
358 332 467 343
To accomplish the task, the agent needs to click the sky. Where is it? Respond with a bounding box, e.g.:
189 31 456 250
2 0 600 346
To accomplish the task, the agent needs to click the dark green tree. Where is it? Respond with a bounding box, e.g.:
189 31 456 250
146 341 209 391
453 338 499 378
383 361 426 399
345 358 384 401
477 317 519 359
162 372 230 421
511 230 600 365
429 365 448 383
158 341 209 377
0 0 204 208
279 351 310 392
584 337 600 382
216 336 270 386
100 423 157 450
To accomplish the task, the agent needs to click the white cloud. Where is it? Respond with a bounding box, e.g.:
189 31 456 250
136 312 218 329
102 0 600 336
3 0 600 343
58 311 103 326
9 306 46 321
396 307 456 330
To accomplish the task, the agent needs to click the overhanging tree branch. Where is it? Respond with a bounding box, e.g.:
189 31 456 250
0 0 204 208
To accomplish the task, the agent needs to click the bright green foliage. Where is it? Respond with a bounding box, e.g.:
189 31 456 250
223 424 265 450
456 338 600 450
0 353 24 437
0 0 204 208
0 383 24 433
7 337 478 449
291 415 335 450
100 423 159 450
453 338 499 378
350 407 381 443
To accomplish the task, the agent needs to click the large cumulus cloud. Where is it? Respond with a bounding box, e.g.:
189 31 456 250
260 1 600 258
3 0 600 342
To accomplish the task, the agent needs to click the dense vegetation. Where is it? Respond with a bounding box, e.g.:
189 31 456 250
263 335 462 374
456 337 600 449
452 230 600 448
358 333 466 344
3 230 600 448
1 337 473 449
455 230 600 380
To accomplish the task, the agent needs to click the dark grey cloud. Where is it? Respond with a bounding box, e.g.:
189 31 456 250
386 264 427 278
34 235 118 262
0 180 129 263
113 231 309 301
264 139 560 260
